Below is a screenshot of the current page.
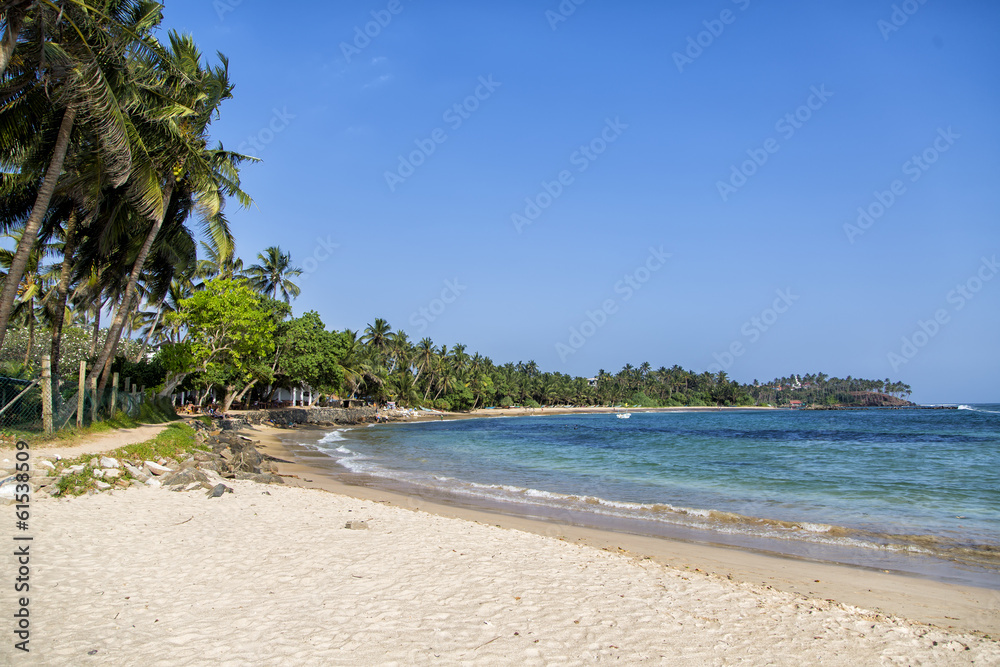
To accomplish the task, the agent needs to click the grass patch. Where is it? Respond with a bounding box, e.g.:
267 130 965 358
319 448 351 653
105 422 205 463
51 422 205 497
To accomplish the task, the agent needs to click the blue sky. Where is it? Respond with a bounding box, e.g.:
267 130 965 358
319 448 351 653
161 0 1000 403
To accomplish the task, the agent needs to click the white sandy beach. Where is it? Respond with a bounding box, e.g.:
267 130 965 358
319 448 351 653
3 475 998 666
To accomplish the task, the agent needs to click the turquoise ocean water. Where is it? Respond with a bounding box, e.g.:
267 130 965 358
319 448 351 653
300 405 1000 586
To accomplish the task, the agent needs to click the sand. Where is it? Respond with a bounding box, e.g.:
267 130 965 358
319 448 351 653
2 422 997 665
2 480 996 666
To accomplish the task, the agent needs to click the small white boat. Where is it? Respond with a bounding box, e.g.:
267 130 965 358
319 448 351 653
615 409 631 419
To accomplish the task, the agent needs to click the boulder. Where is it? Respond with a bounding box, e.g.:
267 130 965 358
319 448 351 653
207 483 234 498
94 480 111 490
92 469 104 479
144 461 173 476
102 469 121 479
122 463 149 481
65 464 85 475
37 460 56 471
234 472 284 484
161 468 212 488
144 478 161 488
99 456 119 469
228 442 263 474
30 476 57 488
198 460 227 474
0 476 19 501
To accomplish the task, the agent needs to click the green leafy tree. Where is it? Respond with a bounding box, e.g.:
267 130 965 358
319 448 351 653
173 278 277 411
273 311 346 402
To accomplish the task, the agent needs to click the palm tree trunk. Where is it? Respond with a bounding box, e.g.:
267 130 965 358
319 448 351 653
49 209 80 378
134 307 161 362
22 308 34 366
89 306 101 356
0 104 77 349
230 378 258 410
90 180 173 392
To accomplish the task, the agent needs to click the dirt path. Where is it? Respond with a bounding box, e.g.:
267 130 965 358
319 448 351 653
15 423 172 462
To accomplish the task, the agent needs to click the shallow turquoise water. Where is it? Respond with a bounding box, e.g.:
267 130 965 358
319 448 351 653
307 405 1000 583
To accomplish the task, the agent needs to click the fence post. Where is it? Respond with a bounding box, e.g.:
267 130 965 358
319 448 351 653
89 376 98 423
77 360 86 428
41 355 53 435
124 377 131 394
110 371 119 416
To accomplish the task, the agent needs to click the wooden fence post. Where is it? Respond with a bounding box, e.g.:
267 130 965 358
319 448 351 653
77 360 86 428
41 355 53 435
89 376 98 423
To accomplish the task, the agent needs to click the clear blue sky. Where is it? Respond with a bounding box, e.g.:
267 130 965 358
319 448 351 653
161 0 999 404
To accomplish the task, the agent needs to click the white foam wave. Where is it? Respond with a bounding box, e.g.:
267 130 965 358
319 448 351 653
318 430 347 444
958 405 1000 414
798 522 833 533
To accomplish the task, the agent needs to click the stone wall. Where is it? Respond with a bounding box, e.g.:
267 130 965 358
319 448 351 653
220 406 378 430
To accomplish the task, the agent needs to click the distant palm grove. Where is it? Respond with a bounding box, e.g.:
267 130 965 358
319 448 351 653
0 2 912 414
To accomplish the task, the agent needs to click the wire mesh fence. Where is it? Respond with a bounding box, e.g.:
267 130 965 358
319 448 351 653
0 376 42 433
0 368 155 438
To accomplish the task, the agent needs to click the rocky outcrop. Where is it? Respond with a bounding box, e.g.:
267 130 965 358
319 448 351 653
218 406 378 431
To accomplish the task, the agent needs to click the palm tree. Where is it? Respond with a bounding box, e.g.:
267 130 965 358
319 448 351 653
411 337 436 388
246 245 300 302
0 0 163 350
88 31 254 391
362 318 392 359
0 228 54 365
196 238 243 282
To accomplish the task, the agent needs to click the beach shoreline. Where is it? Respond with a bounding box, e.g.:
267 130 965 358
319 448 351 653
249 421 1000 637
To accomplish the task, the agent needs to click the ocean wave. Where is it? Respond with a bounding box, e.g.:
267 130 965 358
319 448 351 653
958 405 1000 414
318 430 347 444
